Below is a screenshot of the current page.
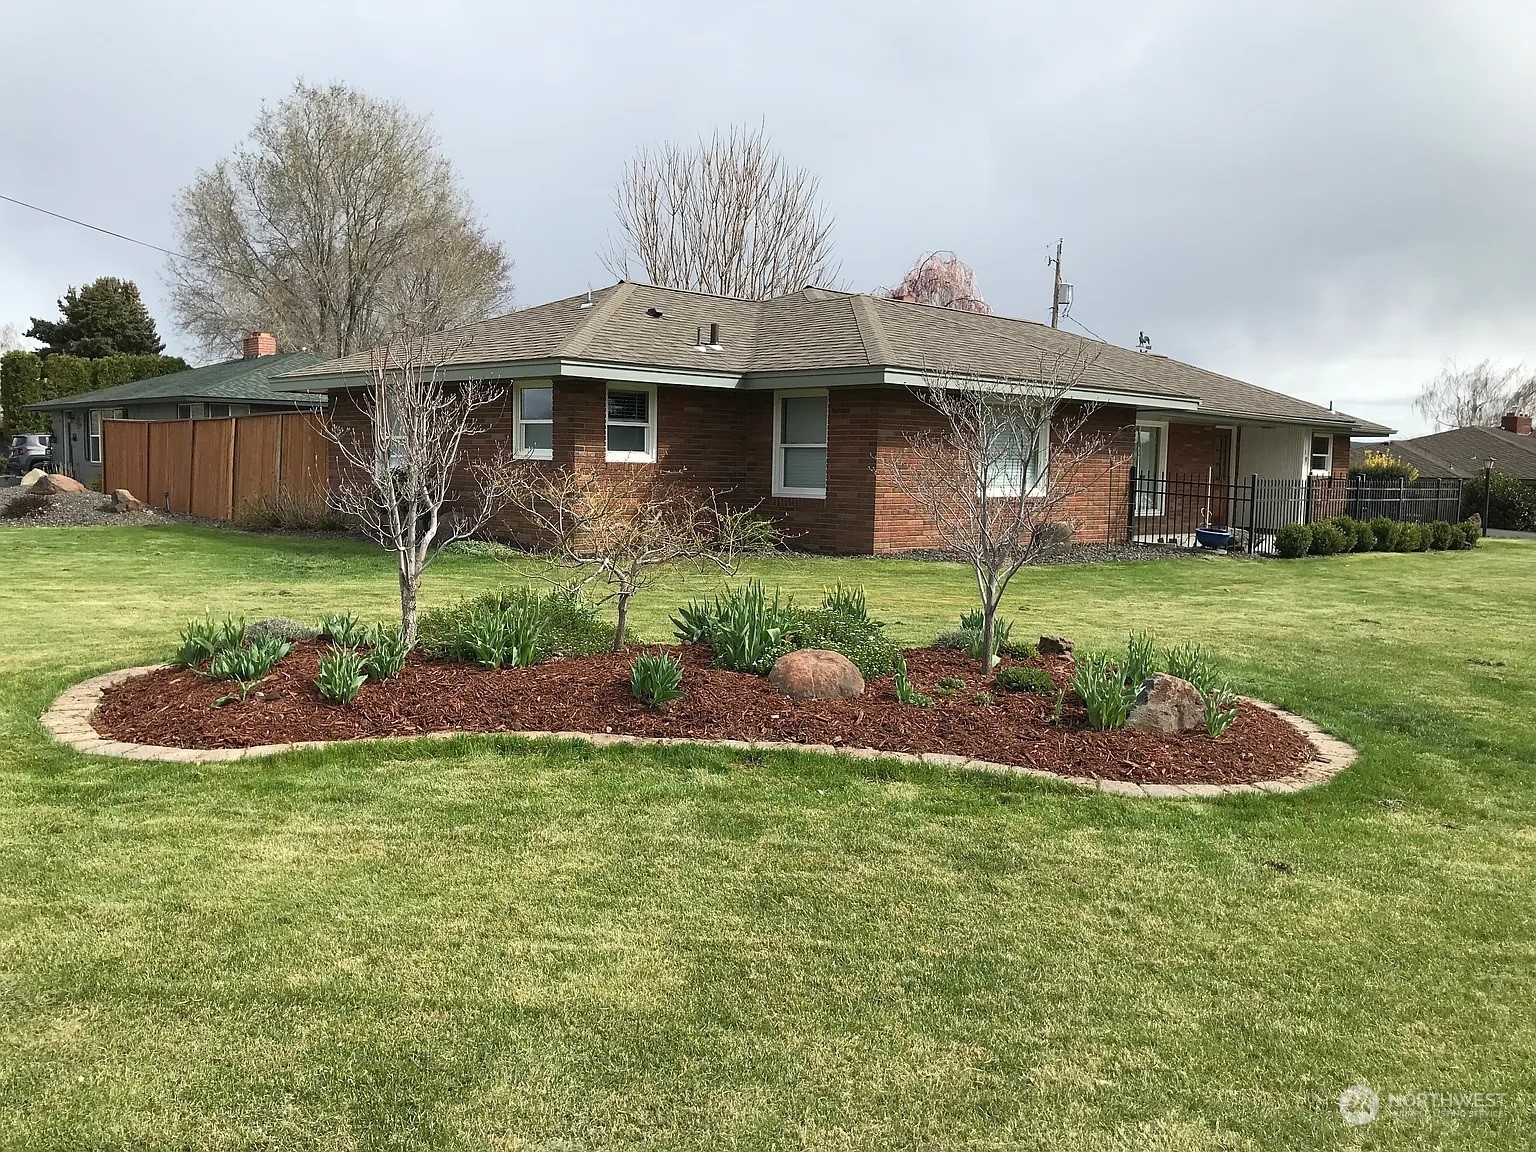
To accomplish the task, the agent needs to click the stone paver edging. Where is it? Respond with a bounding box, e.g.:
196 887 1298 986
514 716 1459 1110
40 666 1357 798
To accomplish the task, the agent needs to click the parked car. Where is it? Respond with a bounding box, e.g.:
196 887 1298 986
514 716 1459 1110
8 434 52 474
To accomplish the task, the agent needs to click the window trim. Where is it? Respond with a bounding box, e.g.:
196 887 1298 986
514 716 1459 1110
514 381 554 461
1133 418 1170 516
986 418 1051 500
1309 431 1334 476
604 383 657 464
771 388 829 499
87 408 123 464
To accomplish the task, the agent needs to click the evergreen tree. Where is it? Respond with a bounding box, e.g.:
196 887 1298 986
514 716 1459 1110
26 277 166 358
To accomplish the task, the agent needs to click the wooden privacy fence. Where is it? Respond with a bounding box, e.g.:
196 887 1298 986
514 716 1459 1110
102 413 328 519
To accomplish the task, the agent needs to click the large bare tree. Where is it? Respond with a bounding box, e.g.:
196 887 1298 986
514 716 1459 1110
328 337 505 645
169 81 513 360
602 124 840 299
885 251 993 314
1414 359 1536 430
886 352 1110 670
490 464 773 649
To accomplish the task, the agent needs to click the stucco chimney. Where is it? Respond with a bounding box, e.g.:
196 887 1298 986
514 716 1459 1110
1501 412 1533 435
242 331 278 359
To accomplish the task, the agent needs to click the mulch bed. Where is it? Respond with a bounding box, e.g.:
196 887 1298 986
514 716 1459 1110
93 645 1315 785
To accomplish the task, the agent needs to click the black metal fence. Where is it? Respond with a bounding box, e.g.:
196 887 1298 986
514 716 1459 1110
1126 472 1465 554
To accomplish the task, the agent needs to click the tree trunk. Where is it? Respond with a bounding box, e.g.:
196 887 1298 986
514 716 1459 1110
399 559 420 648
980 601 998 672
614 591 631 651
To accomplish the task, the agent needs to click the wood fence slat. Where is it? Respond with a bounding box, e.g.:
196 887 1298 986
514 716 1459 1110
147 421 195 514
190 419 236 519
233 414 283 515
101 420 148 501
278 412 329 505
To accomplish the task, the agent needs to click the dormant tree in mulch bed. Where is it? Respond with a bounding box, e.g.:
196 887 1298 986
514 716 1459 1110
886 352 1115 671
93 645 1313 786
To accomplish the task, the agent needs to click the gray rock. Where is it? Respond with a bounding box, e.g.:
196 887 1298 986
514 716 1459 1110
1125 673 1206 734
244 617 321 645
1038 634 1075 657
19 468 48 489
768 649 865 700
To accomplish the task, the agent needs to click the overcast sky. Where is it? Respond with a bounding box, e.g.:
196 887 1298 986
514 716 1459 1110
4 0 1533 436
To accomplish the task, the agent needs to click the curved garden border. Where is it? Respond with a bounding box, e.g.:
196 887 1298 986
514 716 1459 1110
40 666 1358 799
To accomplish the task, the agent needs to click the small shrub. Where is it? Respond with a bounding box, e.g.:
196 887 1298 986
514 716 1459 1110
1308 523 1347 556
994 667 1054 693
1350 520 1376 551
418 587 613 663
1368 516 1398 551
1329 515 1360 552
1448 523 1473 550
316 645 367 705
936 675 967 691
1071 652 1135 730
1 491 50 519
1391 522 1419 553
791 588 900 679
232 487 343 532
630 651 684 710
244 617 320 645
1204 683 1241 739
1274 523 1312 558
892 656 932 707
998 638 1039 660
972 690 997 708
319 613 368 647
931 627 981 650
1413 522 1432 552
365 623 408 679
465 601 543 669
673 581 797 674
176 614 245 668
1461 518 1483 548
1428 520 1454 550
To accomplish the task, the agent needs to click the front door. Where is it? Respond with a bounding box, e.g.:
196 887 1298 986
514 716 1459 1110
1209 428 1233 526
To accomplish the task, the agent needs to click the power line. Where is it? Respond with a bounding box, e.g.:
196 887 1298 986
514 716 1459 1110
1064 313 1109 343
974 240 1056 271
0 191 193 263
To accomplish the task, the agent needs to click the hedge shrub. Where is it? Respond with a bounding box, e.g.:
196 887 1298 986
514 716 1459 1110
1275 523 1313 558
1462 469 1536 531
1368 516 1398 551
1308 522 1348 556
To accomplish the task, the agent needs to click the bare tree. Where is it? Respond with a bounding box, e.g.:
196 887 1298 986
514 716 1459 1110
1414 359 1536 430
490 464 773 649
885 352 1110 670
169 81 513 360
885 251 993 314
602 124 840 299
328 338 505 645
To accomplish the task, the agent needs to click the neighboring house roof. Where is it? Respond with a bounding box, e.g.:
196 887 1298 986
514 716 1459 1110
29 352 327 411
1354 426 1536 480
279 282 1393 435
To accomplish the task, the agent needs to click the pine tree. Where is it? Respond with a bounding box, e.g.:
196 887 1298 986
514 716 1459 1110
26 277 166 358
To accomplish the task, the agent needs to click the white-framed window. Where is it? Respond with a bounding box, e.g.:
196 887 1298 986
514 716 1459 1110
772 389 828 498
87 408 123 464
515 382 554 460
1310 432 1333 475
987 419 1050 499
1133 419 1169 515
605 384 656 463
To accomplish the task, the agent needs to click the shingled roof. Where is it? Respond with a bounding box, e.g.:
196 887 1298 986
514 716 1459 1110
31 351 326 411
280 282 1392 434
1353 425 1536 480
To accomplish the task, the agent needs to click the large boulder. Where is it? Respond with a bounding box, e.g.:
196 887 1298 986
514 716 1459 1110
33 473 86 495
1125 673 1205 734
19 468 48 489
768 649 865 701
1038 634 1075 657
110 488 145 513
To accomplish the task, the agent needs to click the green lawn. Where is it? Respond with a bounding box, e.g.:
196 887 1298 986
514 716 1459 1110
1 525 1532 1150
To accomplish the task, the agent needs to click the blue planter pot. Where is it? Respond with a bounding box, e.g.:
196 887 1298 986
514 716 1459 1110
1195 527 1233 550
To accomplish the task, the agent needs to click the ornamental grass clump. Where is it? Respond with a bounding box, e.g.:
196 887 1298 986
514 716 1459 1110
629 651 684 710
993 666 1054 693
417 587 613 664
176 614 245 668
319 612 368 648
365 622 408 679
1070 652 1136 731
316 645 367 705
464 601 543 669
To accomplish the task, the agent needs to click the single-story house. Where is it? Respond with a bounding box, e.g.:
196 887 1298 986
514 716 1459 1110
1353 413 1536 481
277 283 1393 554
30 333 324 484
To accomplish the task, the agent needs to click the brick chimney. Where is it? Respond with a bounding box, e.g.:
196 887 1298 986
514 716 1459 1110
1501 411 1533 436
242 331 278 359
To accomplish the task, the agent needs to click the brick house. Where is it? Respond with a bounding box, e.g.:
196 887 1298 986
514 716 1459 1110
279 283 1392 554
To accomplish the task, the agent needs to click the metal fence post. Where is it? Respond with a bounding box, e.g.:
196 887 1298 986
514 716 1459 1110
1248 473 1259 553
1483 464 1493 535
1125 467 1138 543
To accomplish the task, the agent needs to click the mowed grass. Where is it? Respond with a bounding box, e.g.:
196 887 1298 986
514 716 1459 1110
0 524 1532 1150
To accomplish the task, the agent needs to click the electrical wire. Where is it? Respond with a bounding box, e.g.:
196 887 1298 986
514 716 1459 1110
0 192 194 263
1064 313 1109 343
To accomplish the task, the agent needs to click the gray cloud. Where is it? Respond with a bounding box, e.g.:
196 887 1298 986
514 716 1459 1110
4 0 1532 434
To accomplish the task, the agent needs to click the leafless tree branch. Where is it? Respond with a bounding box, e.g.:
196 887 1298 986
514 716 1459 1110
1414 358 1536 430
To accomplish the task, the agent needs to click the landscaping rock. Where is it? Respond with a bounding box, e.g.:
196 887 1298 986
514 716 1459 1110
33 473 87 495
244 617 322 644
768 649 865 700
110 489 145 513
1038 635 1075 657
19 468 48 489
1126 673 1206 734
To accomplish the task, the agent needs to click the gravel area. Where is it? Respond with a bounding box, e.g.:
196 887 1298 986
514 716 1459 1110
0 489 177 528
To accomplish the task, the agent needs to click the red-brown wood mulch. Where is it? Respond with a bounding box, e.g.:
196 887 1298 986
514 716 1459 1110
91 644 1315 785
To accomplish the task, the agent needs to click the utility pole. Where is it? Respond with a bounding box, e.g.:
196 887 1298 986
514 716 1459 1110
1049 238 1063 329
